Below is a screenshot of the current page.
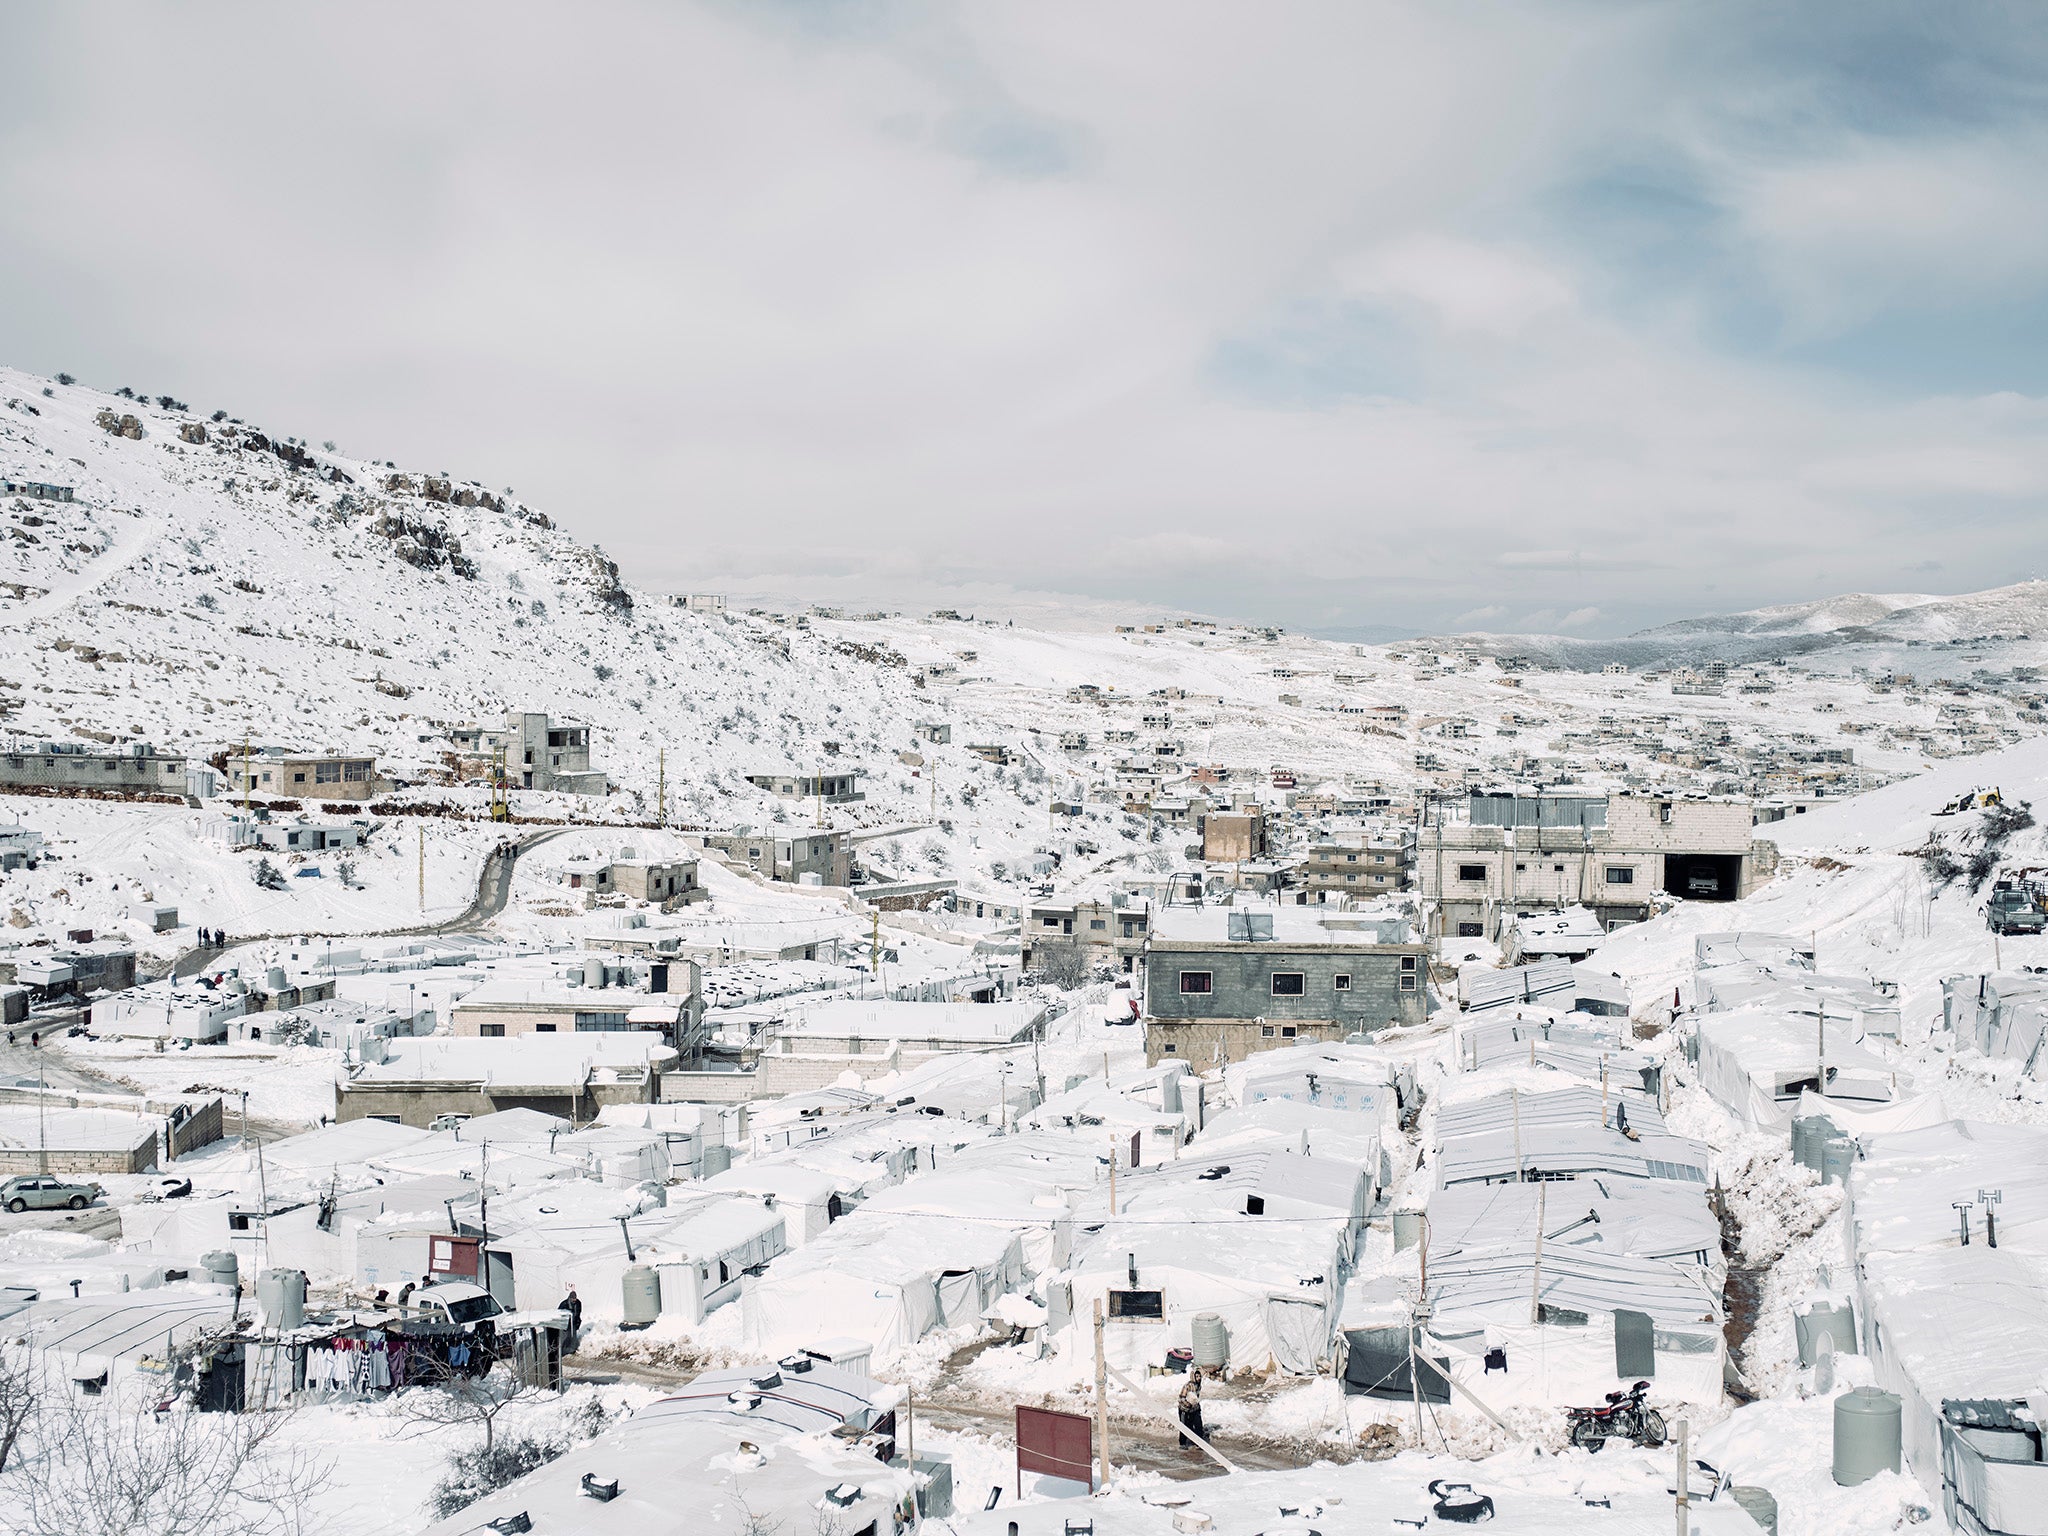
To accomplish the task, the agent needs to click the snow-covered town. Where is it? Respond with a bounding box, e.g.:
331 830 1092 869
4 7 2047 1536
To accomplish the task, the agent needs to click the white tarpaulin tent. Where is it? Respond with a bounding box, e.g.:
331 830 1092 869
1693 1005 1906 1131
1062 1215 1344 1378
742 1210 1024 1365
1844 1120 2048 1533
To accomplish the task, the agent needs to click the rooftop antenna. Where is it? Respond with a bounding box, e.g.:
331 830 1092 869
1979 1187 2003 1248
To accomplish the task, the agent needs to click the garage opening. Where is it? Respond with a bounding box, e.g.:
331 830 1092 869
1664 852 1742 902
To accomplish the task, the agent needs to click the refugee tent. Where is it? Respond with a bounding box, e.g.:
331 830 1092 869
1195 1099 1388 1193
1224 1041 1398 1114
1461 958 1575 1013
1096 1150 1370 1260
1421 1240 1726 1407
552 1124 672 1186
742 1210 1024 1365
1696 965 1903 1039
4 1288 237 1391
263 1174 478 1284
1501 906 1607 964
1570 966 1633 1017
700 1164 842 1247
640 1198 788 1323
1061 1216 1345 1378
1425 1177 1722 1273
882 1049 1045 1125
861 1168 1073 1275
1021 1077 1191 1166
593 1101 744 1178
1942 972 2048 1081
1693 932 1814 971
1692 1005 1906 1130
1844 1120 2048 1529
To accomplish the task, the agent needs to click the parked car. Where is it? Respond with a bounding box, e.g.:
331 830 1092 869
1987 889 2047 935
0 1175 102 1213
411 1281 503 1327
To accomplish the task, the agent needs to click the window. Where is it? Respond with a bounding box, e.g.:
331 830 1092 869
1108 1289 1165 1319
1270 973 1305 996
1553 863 1564 873
1178 971 1212 994
1280 1025 1297 1038
1458 863 1487 882
1089 919 1106 931
1514 862 1526 872
574 1011 631 1031
1458 922 1483 938
1261 1023 1276 1038
1245 1195 1266 1215
315 762 341 783
1346 853 1358 863
1334 974 1351 991
1400 974 1418 992
344 762 369 782
479 1023 505 1038
1401 956 1418 971
1605 866 1634 884
1162 1042 1177 1053
292 771 307 784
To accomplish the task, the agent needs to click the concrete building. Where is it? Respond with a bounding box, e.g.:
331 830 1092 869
1141 906 1430 1066
1418 789 1774 940
745 767 863 804
447 966 704 1052
226 746 378 802
0 822 43 872
336 1033 678 1128
695 829 852 887
0 742 187 797
1022 894 1152 975
1201 806 1269 863
605 857 700 905
449 712 606 794
0 479 74 501
1301 823 1415 901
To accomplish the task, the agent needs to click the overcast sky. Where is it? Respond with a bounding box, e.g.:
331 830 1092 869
4 3 2047 637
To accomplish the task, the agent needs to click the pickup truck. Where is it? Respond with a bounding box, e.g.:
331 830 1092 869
1987 890 2047 935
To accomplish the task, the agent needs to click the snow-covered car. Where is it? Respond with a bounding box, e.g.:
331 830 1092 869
0 1175 101 1213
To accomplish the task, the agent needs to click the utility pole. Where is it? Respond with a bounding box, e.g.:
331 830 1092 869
1529 1179 1547 1324
1092 1299 1110 1493
657 748 666 826
418 825 426 913
871 910 881 977
240 727 252 813
1108 1136 1118 1216
1817 1010 1826 1098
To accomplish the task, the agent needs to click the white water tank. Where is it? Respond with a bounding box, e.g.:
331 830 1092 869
1833 1387 1903 1486
257 1268 307 1330
201 1250 239 1292
622 1265 661 1328
266 967 288 991
1191 1312 1230 1371
700 1142 733 1177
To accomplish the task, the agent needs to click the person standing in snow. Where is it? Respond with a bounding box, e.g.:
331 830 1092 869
1177 1369 1205 1448
559 1284 582 1349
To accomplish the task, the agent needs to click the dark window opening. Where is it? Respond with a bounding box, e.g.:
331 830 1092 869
1108 1289 1165 1319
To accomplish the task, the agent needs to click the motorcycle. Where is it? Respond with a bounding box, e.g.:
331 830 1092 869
1565 1381 1667 1452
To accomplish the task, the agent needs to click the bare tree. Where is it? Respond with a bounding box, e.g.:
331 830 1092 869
399 1356 552 1456
1031 940 1090 990
0 1351 329 1536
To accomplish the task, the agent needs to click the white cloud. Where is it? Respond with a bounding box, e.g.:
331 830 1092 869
0 2 2043 635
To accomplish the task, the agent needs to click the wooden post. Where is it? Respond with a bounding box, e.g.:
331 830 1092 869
1511 1087 1523 1182
417 825 426 913
1601 1058 1609 1129
905 1386 915 1468
1675 1419 1690 1536
1108 1137 1118 1216
1093 1299 1110 1493
1529 1179 1547 1323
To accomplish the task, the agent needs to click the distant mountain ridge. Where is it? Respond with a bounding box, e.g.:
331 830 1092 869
1418 579 2048 670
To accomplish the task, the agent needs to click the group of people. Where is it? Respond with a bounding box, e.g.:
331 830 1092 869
198 926 230 949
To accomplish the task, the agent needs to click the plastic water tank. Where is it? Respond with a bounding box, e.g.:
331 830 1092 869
201 1250 240 1292
1729 1486 1779 1536
1794 1299 1858 1366
1191 1312 1229 1372
700 1142 733 1178
265 967 287 992
1821 1135 1857 1187
257 1268 307 1330
586 960 607 989
1159 1072 1183 1115
1392 1211 1425 1252
1792 1114 1836 1171
621 1264 661 1328
1833 1387 1903 1485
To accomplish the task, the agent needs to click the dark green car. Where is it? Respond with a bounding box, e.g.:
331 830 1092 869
0 1175 101 1213
1988 890 2047 936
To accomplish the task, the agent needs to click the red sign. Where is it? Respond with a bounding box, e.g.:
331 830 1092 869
428 1234 480 1279
1015 1404 1093 1495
